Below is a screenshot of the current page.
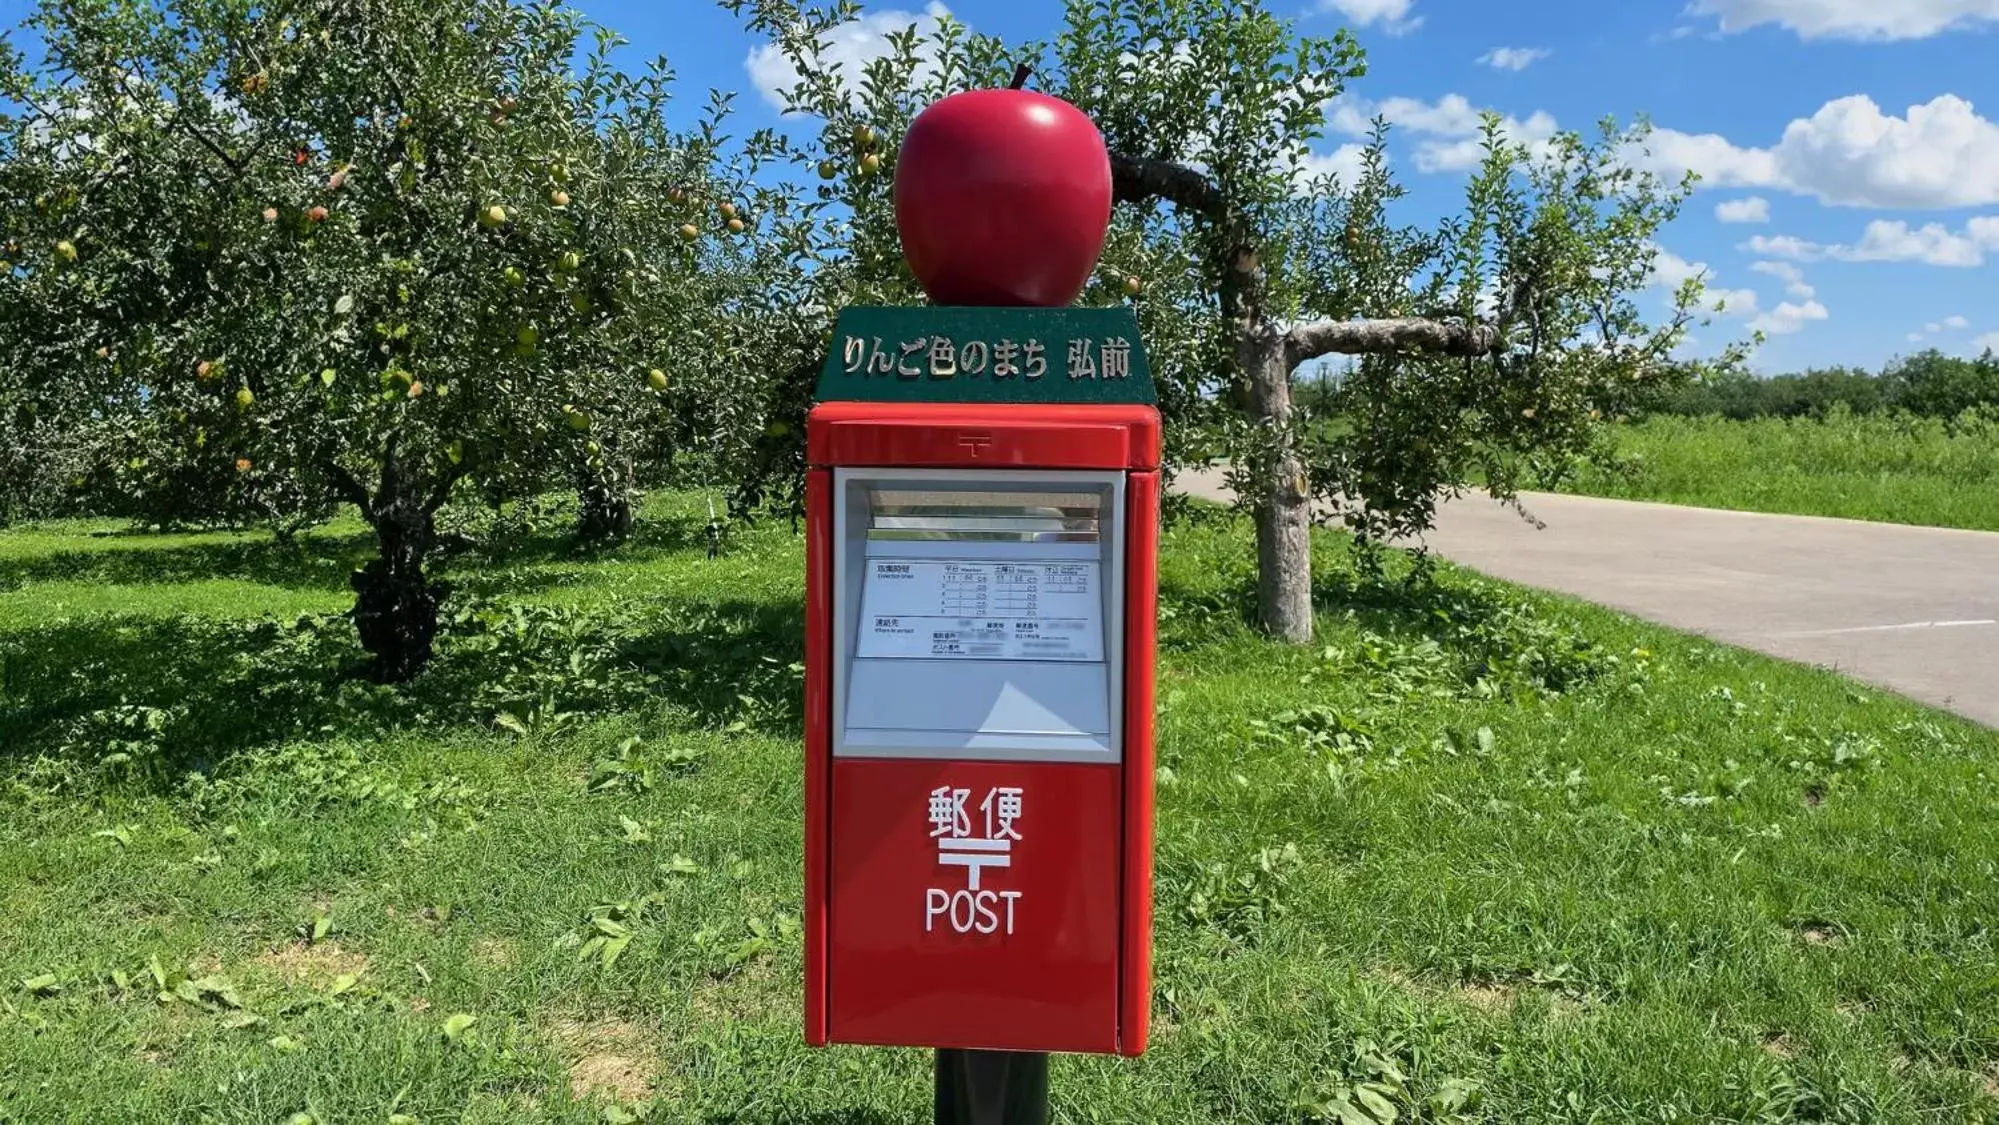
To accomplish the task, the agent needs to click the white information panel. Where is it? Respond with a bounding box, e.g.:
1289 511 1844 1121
856 558 1104 662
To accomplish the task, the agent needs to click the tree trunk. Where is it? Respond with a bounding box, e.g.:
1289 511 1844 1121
1240 323 1313 644
575 460 634 545
350 499 441 684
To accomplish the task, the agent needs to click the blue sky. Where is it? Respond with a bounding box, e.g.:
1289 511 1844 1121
583 0 1999 374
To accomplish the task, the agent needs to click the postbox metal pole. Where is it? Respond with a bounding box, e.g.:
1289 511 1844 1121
934 1049 1049 1125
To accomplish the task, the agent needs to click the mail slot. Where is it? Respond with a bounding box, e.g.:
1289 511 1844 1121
802 306 1160 1057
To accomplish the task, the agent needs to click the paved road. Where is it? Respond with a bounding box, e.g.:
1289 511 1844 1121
1177 470 1999 727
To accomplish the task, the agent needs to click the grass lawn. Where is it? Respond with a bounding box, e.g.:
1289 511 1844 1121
1554 412 1999 532
4 491 1999 1123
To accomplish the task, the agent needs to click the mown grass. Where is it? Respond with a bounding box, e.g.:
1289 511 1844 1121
1555 410 1999 532
4 491 1999 1123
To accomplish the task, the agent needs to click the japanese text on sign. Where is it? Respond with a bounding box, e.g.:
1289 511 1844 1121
857 560 1103 662
840 335 1133 382
925 784 1024 936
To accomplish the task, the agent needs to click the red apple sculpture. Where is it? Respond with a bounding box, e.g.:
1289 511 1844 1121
894 70 1112 307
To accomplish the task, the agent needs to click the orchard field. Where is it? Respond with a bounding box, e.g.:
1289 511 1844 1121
7 0 1999 1121
6 495 1999 1123
1557 410 1999 532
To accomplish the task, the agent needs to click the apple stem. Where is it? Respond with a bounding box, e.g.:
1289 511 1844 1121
1008 63 1032 90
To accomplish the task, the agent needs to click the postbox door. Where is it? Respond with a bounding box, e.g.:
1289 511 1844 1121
828 758 1120 1053
823 469 1128 1054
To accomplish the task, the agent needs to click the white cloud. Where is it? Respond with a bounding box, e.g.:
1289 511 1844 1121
1650 247 1706 289
1479 47 1549 71
1749 299 1830 336
1708 287 1763 317
1975 331 1999 352
1771 95 1999 209
1316 0 1423 35
1912 314 1975 339
1333 93 1559 172
744 2 956 111
1742 217 1999 267
1749 260 1816 298
1296 144 1374 187
1649 247 1761 318
1715 196 1772 223
1638 94 1999 210
1689 0 1999 41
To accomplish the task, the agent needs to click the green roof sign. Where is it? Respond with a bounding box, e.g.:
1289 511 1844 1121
815 306 1156 406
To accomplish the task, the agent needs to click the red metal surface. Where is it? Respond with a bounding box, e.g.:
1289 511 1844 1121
805 401 1160 1056
803 468 832 1047
827 758 1122 1054
1118 470 1160 1056
807 401 1160 472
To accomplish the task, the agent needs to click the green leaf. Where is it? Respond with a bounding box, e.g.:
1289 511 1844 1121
599 932 633 969
222 1009 265 1030
310 914 333 942
319 368 337 387
442 1012 477 1041
1428 1077 1481 1113
333 294 354 315
93 825 131 847
326 973 358 997
111 968 130 991
1475 726 1497 755
269 1034 305 1053
190 974 243 1008
1354 1084 1399 1122
19 973 60 996
147 954 168 990
662 854 700 876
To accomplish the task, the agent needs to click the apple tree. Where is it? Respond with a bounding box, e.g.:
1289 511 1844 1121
1 0 732 679
730 0 1740 643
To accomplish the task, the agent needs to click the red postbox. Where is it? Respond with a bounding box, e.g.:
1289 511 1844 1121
803 305 1158 1058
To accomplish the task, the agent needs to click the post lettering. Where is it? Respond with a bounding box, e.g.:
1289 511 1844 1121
992 340 1020 379
929 336 958 378
1100 337 1132 380
1067 338 1096 380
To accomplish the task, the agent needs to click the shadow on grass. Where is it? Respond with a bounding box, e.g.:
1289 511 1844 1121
0 580 808 793
449 511 716 570
0 509 720 598
702 1111 900 1125
0 531 373 594
618 597 805 736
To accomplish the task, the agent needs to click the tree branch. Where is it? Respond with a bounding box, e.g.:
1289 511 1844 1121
422 461 470 514
325 461 373 514
1285 317 1504 367
1109 153 1223 220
